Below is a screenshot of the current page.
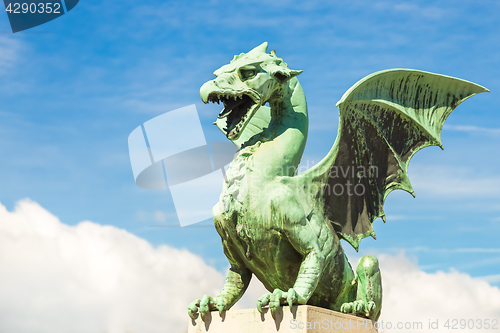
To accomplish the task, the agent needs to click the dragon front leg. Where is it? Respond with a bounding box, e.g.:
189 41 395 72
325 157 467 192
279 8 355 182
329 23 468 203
257 250 324 318
188 243 252 321
257 191 325 318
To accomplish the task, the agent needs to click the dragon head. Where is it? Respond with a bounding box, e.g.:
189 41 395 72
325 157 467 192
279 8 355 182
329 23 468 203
200 42 302 140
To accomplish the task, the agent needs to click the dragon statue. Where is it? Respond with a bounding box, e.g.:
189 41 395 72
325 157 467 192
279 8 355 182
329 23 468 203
187 42 488 321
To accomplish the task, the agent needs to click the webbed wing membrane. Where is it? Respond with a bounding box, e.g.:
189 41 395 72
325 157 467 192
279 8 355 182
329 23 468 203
300 69 488 250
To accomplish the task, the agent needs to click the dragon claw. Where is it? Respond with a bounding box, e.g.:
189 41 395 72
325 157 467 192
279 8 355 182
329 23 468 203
340 299 374 318
269 289 284 318
188 298 201 319
215 296 226 316
188 295 227 321
367 301 375 312
199 295 213 319
257 288 300 318
257 292 271 313
286 288 298 312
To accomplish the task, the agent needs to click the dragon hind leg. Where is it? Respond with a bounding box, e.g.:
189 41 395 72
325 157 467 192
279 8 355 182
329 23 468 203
340 255 382 321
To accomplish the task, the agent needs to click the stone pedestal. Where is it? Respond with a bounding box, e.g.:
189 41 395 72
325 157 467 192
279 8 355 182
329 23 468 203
188 305 378 332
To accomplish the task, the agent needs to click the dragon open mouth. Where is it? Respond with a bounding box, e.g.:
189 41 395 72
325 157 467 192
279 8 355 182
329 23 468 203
208 92 259 140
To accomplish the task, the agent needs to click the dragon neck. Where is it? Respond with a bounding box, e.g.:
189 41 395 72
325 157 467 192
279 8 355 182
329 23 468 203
245 77 308 183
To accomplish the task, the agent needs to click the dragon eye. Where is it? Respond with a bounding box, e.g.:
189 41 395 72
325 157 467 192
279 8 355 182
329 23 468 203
240 69 257 80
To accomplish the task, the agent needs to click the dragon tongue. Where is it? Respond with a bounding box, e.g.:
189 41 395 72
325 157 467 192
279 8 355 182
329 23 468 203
218 107 232 119
218 96 246 119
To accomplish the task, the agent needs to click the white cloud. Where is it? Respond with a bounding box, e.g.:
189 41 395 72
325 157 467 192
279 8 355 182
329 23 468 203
378 252 500 332
0 199 224 333
1 199 499 333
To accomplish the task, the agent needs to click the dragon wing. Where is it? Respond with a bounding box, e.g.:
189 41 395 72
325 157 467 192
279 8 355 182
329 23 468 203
297 69 488 250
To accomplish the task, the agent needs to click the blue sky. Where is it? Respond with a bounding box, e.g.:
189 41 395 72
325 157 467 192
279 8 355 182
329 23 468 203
0 0 499 293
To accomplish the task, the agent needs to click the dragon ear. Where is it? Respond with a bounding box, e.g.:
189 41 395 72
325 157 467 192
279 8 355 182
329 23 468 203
270 67 303 82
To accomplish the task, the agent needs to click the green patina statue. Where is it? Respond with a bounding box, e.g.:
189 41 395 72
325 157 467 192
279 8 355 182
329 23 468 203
187 42 488 321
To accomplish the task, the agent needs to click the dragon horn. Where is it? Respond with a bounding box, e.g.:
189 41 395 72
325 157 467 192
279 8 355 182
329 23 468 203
249 42 268 54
